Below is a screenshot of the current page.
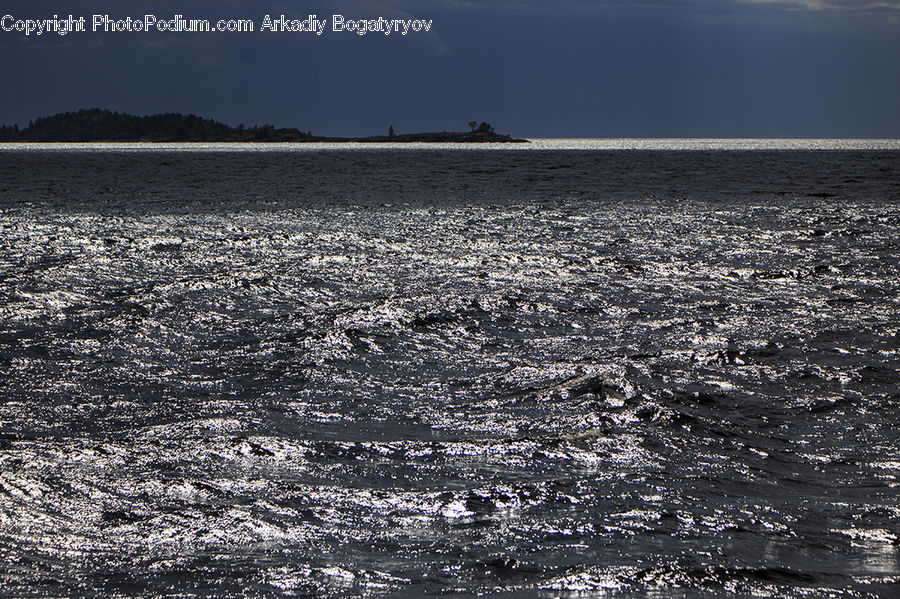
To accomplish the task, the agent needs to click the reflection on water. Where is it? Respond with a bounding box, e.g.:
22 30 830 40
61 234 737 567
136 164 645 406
0 149 898 597
1 138 900 152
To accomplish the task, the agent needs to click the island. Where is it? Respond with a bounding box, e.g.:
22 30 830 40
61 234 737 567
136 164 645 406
0 109 528 143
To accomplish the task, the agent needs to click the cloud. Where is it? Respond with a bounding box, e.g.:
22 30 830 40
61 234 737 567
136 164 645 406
737 0 900 9
383 0 900 11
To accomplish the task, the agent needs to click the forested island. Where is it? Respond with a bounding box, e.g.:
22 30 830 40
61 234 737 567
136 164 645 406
0 109 527 143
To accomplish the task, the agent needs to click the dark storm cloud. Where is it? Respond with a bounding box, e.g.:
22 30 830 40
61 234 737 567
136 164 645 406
392 0 900 11
1 0 899 137
738 0 900 9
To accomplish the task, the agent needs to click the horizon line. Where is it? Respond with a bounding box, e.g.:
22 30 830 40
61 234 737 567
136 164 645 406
2 138 900 152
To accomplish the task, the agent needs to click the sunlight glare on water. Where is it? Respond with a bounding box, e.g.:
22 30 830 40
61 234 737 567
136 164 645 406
2 138 900 152
0 147 898 597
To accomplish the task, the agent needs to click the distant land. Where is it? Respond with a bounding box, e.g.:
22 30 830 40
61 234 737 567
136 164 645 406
0 109 527 143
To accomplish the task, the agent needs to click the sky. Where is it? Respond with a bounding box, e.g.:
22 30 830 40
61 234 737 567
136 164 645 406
1 0 900 138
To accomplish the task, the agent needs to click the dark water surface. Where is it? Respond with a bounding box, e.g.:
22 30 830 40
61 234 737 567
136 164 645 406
0 148 898 597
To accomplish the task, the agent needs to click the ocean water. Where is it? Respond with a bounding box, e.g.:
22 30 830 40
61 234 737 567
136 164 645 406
0 143 898 597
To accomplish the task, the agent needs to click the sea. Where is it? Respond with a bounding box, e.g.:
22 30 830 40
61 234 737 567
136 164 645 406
0 140 898 597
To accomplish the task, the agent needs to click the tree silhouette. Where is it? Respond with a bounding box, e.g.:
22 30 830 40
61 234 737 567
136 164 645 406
477 122 493 134
0 108 316 142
